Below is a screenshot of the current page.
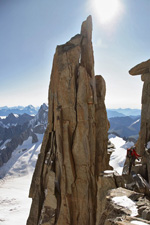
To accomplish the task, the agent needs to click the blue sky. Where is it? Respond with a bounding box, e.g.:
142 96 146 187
0 0 150 108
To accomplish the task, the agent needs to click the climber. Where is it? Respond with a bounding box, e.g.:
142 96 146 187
127 146 141 174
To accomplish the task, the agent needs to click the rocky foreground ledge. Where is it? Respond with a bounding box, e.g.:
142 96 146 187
100 187 150 225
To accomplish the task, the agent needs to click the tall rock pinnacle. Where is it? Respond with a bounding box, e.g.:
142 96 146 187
27 16 110 225
129 59 150 183
129 59 150 155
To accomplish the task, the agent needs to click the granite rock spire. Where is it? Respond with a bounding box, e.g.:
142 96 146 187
27 16 110 225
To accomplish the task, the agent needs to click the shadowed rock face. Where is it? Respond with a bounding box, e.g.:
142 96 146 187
27 16 110 225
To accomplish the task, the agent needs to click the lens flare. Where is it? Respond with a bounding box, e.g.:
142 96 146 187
91 0 123 25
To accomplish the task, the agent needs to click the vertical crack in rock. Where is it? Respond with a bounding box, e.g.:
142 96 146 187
27 15 110 225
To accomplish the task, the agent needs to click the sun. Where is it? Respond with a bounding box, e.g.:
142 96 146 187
91 0 123 24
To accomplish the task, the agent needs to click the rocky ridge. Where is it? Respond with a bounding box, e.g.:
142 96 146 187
109 116 141 141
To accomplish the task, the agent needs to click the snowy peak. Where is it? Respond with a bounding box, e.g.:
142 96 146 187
7 113 16 119
27 105 35 109
29 104 48 125
0 113 33 126
40 103 48 111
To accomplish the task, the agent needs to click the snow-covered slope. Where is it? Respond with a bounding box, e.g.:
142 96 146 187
0 134 43 225
109 136 134 175
0 134 43 178
0 175 32 225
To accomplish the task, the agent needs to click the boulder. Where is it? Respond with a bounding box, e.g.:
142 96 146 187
129 59 150 75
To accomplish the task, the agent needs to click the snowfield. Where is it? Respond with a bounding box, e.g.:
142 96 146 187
0 134 43 225
112 195 138 216
109 136 134 175
0 175 32 225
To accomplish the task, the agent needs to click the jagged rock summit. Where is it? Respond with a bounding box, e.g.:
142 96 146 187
27 16 110 225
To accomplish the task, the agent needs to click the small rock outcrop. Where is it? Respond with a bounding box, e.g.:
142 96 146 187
27 16 110 225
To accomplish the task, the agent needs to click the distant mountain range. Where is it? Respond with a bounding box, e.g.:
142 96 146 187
0 103 48 167
109 116 141 141
0 106 141 118
0 105 142 167
107 108 141 118
0 105 40 116
107 108 141 141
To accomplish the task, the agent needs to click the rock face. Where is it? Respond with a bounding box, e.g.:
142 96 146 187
27 16 110 225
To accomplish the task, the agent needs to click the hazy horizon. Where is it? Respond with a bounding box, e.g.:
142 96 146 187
0 104 142 110
0 0 149 109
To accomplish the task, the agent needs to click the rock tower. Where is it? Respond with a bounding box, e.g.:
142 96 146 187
27 16 110 225
129 59 150 182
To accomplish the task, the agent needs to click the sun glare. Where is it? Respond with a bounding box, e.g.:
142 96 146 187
91 0 123 24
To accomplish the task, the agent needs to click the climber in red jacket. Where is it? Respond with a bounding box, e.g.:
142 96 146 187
127 146 141 174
